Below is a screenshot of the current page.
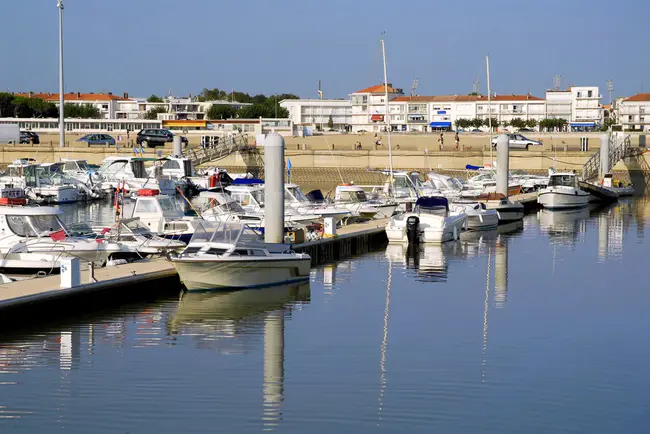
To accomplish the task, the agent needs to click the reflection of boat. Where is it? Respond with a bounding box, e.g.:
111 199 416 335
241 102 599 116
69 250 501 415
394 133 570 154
385 242 463 282
538 207 589 234
168 283 310 334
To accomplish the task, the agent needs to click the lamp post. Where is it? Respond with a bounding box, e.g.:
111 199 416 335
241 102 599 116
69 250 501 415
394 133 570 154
57 0 65 147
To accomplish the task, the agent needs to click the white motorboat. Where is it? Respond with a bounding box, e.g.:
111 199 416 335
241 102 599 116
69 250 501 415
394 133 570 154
538 172 590 210
478 194 525 223
461 169 522 198
601 174 634 197
386 197 467 244
0 206 121 270
39 162 104 201
449 200 499 231
332 184 396 220
225 184 322 225
123 190 210 243
284 183 352 223
150 156 209 193
0 162 84 204
94 156 176 195
168 221 311 291
424 172 464 199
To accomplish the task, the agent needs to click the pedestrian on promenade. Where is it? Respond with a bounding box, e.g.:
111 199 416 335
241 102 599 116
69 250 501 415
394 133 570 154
454 132 460 151
438 132 444 151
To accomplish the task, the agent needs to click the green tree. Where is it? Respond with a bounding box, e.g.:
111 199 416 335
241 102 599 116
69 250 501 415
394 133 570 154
147 94 164 103
62 103 101 118
557 118 568 132
207 104 237 120
525 118 538 129
472 118 484 129
483 117 499 129
144 106 167 120
327 115 334 130
509 117 526 130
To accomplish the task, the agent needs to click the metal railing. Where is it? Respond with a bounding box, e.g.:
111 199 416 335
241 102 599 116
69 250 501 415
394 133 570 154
187 133 251 166
582 134 631 181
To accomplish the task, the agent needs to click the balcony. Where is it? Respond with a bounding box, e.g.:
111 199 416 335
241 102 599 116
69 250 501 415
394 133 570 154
575 94 602 100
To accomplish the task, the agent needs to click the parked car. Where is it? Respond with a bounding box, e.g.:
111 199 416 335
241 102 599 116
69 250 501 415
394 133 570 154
518 128 534 132
77 133 115 146
471 129 483 133
491 133 542 150
136 129 189 148
20 131 40 144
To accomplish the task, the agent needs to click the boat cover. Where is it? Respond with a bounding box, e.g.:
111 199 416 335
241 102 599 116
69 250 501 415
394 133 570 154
465 164 483 171
415 196 448 210
306 189 325 202
232 178 264 185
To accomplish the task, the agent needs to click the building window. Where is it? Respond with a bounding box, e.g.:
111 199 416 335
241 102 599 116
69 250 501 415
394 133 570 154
577 92 582 98
102 104 109 110
588 90 593 98
629 115 633 121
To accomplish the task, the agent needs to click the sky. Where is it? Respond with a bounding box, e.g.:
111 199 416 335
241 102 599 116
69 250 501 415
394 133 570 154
0 0 648 101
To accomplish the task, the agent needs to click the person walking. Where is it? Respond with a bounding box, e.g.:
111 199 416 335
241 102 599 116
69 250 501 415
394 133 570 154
454 132 460 151
438 132 444 151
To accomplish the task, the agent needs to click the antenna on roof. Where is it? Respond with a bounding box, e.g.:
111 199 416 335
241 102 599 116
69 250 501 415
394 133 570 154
410 78 419 97
606 79 614 105
553 75 562 91
317 80 323 100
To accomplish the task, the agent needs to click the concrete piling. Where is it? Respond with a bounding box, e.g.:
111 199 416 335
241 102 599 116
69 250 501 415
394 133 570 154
599 133 610 179
173 135 182 157
496 134 510 196
264 133 285 244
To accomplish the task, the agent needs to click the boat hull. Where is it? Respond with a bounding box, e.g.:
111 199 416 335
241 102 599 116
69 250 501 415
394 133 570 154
386 213 466 244
538 191 589 210
171 256 312 291
465 212 499 231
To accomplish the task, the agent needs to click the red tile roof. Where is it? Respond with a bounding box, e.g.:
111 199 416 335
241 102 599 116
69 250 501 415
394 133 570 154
623 93 650 102
13 92 128 101
392 94 543 102
353 83 400 94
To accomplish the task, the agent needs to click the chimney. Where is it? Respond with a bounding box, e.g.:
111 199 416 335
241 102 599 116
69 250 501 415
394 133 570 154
108 92 112 96
123 92 129 99
29 91 34 98
77 92 81 98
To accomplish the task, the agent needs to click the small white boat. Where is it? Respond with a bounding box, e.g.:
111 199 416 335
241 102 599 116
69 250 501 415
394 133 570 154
94 156 176 195
168 221 311 291
449 200 499 231
538 172 590 210
386 197 467 244
333 184 396 220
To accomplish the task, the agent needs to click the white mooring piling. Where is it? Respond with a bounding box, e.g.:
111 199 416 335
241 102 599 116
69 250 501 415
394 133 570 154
172 135 182 157
263 133 285 244
599 133 610 180
496 134 510 196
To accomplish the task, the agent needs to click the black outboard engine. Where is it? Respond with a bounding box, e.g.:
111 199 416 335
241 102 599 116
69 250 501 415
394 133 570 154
406 216 420 244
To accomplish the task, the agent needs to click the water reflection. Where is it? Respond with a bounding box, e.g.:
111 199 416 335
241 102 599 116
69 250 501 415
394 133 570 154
538 208 590 246
168 284 310 431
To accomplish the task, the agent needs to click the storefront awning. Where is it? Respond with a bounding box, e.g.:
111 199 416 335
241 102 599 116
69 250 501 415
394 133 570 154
370 114 384 121
570 122 595 127
430 121 451 128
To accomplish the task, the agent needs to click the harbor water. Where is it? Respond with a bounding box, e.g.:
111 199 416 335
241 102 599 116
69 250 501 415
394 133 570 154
1 199 650 433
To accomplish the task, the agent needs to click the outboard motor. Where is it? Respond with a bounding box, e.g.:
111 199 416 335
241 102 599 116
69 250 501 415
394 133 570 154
406 215 420 244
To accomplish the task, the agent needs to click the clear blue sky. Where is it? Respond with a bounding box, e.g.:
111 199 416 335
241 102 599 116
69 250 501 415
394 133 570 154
1 0 648 101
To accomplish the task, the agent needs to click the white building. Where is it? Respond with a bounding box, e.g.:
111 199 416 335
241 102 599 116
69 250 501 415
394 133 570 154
618 93 650 131
349 84 404 131
115 97 251 121
280 99 352 130
569 86 602 129
545 90 573 121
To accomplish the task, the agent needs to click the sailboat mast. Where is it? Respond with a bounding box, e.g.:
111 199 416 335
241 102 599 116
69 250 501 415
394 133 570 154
381 35 394 189
486 55 492 165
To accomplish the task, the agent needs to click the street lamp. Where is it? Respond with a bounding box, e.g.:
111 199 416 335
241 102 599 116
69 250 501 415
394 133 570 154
57 0 65 147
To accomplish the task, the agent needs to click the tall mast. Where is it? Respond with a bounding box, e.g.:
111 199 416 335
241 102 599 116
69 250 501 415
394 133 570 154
57 0 65 148
486 55 493 165
381 34 394 191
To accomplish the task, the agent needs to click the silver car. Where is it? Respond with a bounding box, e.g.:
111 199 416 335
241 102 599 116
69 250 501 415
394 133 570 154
491 134 542 150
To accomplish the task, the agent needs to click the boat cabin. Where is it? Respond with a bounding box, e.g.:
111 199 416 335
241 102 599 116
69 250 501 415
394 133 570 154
0 206 69 239
335 185 369 203
414 197 449 216
198 191 246 215
184 221 280 257
158 157 195 178
125 192 185 233
548 173 579 188
285 184 311 204
61 159 91 176
7 163 40 187
225 185 265 212
98 157 156 180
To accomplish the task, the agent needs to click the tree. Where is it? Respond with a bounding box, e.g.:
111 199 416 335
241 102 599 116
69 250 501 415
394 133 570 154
483 117 498 129
147 94 164 103
557 118 568 132
472 118 484 129
327 115 334 130
509 117 526 130
525 118 538 129
207 104 237 120
62 103 101 118
600 117 617 131
144 106 167 120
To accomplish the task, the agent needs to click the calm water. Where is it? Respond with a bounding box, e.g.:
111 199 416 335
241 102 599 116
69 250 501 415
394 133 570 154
1 199 650 433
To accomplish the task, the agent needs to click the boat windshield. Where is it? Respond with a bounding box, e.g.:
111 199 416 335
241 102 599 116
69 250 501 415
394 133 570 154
338 189 367 203
287 186 308 202
209 222 263 246
251 189 265 206
548 175 576 187
6 214 66 237
158 196 179 212
76 160 89 171
188 221 215 244
123 218 150 234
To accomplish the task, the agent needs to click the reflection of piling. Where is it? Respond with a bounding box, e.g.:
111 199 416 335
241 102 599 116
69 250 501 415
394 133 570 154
263 311 285 431
59 329 80 371
494 237 508 308
598 213 609 261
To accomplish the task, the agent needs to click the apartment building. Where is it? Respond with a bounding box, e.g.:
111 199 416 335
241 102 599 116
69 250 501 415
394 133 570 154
618 93 650 131
349 84 404 131
15 92 125 119
280 99 352 130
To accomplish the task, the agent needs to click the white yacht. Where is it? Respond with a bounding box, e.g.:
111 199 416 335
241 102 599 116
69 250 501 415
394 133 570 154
449 200 499 231
424 172 464 199
225 184 321 225
462 169 522 198
285 183 352 224
333 184 396 219
538 172 590 210
151 156 209 192
39 162 104 201
168 221 311 291
122 190 209 243
0 206 121 271
0 162 83 204
386 197 467 244
94 156 176 195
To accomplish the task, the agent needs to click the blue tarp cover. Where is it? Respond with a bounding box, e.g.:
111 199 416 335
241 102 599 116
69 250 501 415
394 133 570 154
416 196 448 209
232 178 264 185
465 164 483 171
